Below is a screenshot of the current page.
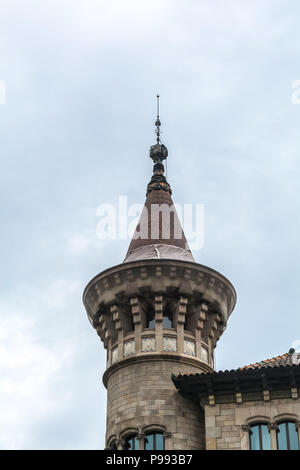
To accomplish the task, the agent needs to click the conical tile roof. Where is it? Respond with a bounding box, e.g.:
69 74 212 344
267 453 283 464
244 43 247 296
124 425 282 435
123 152 194 263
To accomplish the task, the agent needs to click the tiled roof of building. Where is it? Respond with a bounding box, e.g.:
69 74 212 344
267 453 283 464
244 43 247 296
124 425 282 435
239 349 300 370
173 350 300 381
172 354 300 400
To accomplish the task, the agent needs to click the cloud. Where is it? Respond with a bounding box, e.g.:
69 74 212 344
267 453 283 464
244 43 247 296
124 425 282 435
0 0 300 449
0 279 106 449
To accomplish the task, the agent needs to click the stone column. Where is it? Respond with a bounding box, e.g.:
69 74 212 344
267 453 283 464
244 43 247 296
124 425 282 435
137 433 145 450
106 337 112 368
195 309 206 360
268 423 278 450
116 439 124 450
111 305 123 361
154 295 163 351
175 297 187 354
131 297 142 354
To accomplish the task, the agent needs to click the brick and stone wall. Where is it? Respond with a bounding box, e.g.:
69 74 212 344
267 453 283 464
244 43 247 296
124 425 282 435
204 397 300 450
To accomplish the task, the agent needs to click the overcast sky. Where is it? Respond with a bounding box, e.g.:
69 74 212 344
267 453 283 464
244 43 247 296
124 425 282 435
1 0 300 450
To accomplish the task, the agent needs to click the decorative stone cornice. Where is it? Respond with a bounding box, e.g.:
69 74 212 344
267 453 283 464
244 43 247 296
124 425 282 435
83 259 236 338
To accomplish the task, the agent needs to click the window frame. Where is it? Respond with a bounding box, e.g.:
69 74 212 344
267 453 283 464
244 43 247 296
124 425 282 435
144 431 165 450
276 421 299 450
124 433 139 450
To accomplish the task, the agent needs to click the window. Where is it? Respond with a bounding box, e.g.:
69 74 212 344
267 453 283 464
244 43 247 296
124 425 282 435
249 424 271 450
163 303 174 328
124 434 139 450
163 313 172 328
277 422 299 450
145 432 165 450
145 310 155 329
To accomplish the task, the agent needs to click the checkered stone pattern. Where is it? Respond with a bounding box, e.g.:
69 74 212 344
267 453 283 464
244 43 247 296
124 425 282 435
163 337 177 352
184 339 196 357
142 336 156 352
124 340 135 357
111 347 118 364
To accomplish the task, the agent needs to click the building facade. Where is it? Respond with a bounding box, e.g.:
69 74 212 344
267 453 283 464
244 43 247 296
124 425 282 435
83 107 300 450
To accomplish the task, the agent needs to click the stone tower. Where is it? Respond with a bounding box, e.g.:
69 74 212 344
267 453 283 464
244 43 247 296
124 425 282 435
83 101 236 450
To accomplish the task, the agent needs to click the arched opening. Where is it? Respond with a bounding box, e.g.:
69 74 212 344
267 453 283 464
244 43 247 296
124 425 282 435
249 423 271 450
144 432 165 450
277 421 299 450
124 434 139 450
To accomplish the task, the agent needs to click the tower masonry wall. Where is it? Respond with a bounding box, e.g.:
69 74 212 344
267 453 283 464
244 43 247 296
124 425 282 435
105 357 205 450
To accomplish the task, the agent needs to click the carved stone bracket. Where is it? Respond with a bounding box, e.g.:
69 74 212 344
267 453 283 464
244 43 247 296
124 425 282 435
240 425 250 432
267 422 278 432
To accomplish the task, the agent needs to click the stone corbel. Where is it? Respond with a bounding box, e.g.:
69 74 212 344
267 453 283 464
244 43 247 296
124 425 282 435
97 315 113 350
131 297 142 326
174 297 187 327
261 373 270 401
202 312 220 342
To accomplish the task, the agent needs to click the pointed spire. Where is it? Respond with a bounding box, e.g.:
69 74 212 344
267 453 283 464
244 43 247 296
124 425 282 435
123 96 195 264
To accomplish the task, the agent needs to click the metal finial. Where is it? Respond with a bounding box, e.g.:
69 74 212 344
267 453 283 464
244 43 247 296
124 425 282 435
155 94 161 144
149 93 168 164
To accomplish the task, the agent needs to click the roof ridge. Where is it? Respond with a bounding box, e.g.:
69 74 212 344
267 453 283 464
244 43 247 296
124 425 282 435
239 351 292 370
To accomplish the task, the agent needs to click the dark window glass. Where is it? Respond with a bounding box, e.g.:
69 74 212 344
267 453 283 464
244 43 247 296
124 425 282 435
146 310 155 329
145 434 154 450
145 433 165 450
250 424 271 450
124 434 139 450
128 317 135 332
288 423 299 450
277 422 299 450
163 308 173 328
163 313 172 328
156 433 164 450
